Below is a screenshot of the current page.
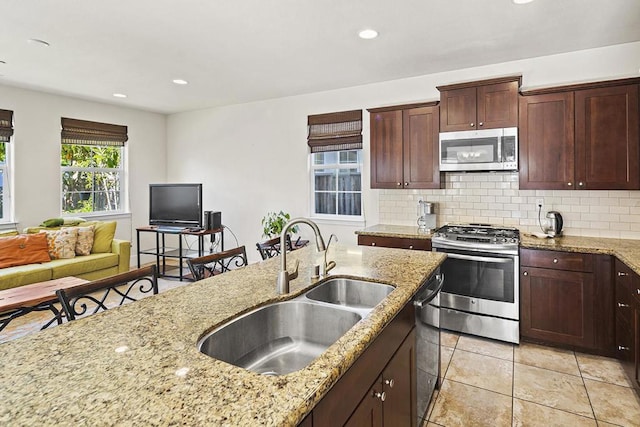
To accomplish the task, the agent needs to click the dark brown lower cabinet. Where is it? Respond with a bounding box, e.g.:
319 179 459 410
357 235 431 251
614 259 640 394
520 249 613 355
309 303 416 427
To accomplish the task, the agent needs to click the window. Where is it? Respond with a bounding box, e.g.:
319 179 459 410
311 150 362 217
60 118 127 214
0 109 13 222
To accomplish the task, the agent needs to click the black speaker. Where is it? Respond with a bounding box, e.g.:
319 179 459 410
204 211 222 230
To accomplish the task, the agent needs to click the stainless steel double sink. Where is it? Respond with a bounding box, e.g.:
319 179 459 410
198 278 395 375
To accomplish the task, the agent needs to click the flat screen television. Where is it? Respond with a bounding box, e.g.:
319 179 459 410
149 183 202 228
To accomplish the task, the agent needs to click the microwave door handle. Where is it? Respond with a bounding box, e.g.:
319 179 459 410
497 138 502 162
446 252 512 264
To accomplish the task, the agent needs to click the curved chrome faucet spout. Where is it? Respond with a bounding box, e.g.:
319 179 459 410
276 218 327 295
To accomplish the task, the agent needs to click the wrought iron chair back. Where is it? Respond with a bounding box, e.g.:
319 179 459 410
55 265 159 321
187 246 248 281
256 235 293 260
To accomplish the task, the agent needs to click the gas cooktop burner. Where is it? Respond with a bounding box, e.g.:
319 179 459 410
433 224 520 248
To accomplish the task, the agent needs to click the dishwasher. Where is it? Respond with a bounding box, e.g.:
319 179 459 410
414 269 444 423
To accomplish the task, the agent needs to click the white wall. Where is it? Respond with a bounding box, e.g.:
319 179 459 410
167 42 640 262
0 84 167 250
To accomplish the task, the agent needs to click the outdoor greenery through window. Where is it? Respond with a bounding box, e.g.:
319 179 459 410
311 150 362 217
61 144 123 214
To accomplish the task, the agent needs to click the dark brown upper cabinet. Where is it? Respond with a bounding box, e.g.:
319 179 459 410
368 102 442 189
437 76 521 132
520 78 640 190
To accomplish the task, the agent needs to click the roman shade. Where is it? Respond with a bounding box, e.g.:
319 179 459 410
61 117 128 146
307 109 362 153
0 109 14 143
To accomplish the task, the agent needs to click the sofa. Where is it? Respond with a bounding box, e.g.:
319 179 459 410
0 220 131 291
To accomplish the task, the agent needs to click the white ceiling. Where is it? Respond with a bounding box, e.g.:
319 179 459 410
2 0 639 114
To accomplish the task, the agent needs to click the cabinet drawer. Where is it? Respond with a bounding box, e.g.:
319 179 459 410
521 248 593 272
358 235 432 251
615 259 640 305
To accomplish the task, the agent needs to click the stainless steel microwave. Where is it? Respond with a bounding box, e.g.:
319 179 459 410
439 127 518 172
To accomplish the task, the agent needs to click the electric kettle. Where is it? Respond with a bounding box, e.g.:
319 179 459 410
545 211 564 237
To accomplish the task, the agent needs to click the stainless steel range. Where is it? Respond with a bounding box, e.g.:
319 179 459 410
431 224 520 343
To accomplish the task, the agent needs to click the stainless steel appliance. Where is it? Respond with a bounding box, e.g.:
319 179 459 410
414 269 444 423
545 211 564 237
417 200 437 232
431 224 520 343
439 127 518 172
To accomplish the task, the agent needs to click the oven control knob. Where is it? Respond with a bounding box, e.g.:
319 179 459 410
471 299 476 304
502 238 508 243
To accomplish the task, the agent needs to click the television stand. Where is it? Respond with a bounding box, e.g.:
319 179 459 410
136 226 224 281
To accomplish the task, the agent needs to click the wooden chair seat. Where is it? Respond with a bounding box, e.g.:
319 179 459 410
256 235 293 260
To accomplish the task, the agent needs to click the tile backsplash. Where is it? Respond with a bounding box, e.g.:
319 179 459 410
378 172 640 239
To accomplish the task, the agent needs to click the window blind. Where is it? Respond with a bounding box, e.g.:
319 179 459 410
61 117 128 146
0 109 14 143
307 109 362 153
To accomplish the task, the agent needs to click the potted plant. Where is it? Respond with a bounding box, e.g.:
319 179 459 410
261 211 298 238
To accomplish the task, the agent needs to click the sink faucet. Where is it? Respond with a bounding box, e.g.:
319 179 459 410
276 218 327 294
321 234 338 277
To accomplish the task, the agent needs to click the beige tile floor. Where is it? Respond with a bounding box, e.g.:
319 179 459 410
3 278 640 427
424 331 640 427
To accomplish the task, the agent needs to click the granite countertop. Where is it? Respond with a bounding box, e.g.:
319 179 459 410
357 224 640 276
0 244 446 426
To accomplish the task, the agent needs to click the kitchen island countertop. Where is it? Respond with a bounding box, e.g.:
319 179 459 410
0 244 445 426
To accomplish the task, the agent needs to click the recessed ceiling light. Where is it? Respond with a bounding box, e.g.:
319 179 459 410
172 79 188 85
113 93 127 98
512 0 534 4
27 38 50 47
358 29 379 40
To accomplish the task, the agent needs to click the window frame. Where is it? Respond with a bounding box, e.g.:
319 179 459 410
60 144 126 216
309 149 364 221
0 141 12 223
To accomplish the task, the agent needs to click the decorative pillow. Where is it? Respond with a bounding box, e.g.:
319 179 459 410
40 218 65 227
0 233 51 268
0 229 18 238
63 225 95 256
63 217 87 226
83 221 117 254
42 228 78 259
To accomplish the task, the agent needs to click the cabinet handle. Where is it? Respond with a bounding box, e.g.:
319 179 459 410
578 182 584 187
373 391 386 402
637 289 640 295
404 182 409 186
523 271 528 276
553 258 558 264
385 378 395 388
618 272 629 277
470 122 475 127
408 246 414 250
618 303 630 308
479 122 484 127
567 182 573 186
371 242 376 246
396 182 402 186
618 345 630 351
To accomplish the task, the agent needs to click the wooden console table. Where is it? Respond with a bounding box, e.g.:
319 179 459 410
136 226 224 280
0 276 88 336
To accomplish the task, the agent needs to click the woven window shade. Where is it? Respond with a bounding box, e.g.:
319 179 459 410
0 109 14 143
61 117 128 146
307 109 362 153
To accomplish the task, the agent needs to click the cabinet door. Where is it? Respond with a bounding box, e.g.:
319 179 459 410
403 106 441 189
439 87 477 132
370 110 404 189
477 81 519 129
344 377 384 427
357 235 432 251
575 84 640 189
520 266 595 348
382 329 416 427
519 92 575 189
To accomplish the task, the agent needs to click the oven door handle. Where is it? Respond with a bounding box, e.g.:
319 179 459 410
446 253 513 264
414 273 444 308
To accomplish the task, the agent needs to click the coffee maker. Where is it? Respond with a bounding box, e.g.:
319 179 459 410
417 200 436 232
545 211 564 237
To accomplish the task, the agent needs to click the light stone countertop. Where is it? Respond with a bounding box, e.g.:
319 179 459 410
357 224 640 276
0 244 445 426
